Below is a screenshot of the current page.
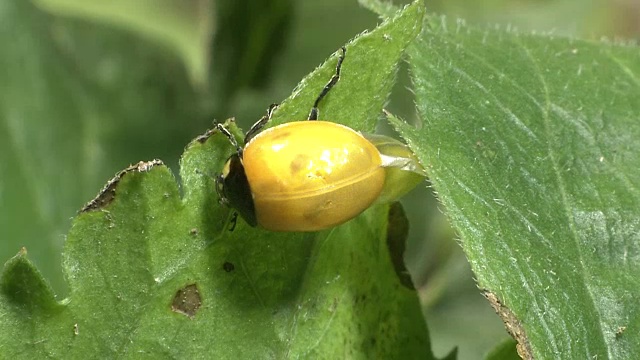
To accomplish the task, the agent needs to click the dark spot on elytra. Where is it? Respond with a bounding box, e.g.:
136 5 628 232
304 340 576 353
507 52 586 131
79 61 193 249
290 153 311 174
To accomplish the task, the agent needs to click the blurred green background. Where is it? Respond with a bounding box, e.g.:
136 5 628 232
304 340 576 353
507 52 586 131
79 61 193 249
1 0 637 359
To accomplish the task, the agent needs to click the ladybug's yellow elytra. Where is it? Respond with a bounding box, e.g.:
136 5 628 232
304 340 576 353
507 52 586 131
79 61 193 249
215 46 401 231
243 120 385 231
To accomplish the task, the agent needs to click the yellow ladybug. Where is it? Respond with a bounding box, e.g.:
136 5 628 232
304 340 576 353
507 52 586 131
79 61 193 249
215 47 422 231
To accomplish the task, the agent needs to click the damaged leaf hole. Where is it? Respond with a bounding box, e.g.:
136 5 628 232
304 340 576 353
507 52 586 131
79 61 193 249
171 283 202 319
81 160 164 212
483 291 533 360
386 202 415 289
195 125 226 143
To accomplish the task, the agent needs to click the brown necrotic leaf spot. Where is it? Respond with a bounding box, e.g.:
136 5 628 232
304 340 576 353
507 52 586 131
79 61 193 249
171 283 202 319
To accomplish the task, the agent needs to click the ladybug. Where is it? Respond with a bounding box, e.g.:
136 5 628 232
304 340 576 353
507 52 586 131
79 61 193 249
215 47 387 231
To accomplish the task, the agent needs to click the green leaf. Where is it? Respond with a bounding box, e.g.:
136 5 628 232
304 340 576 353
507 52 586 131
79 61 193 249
394 15 640 359
484 337 519 360
1 249 60 314
0 3 435 358
267 2 424 135
0 0 201 293
209 0 295 113
36 0 211 84
358 0 400 19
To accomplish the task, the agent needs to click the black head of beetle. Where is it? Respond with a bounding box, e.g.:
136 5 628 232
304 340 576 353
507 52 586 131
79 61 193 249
215 152 257 228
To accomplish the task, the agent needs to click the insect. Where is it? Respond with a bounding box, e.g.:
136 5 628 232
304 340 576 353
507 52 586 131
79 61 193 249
215 47 421 231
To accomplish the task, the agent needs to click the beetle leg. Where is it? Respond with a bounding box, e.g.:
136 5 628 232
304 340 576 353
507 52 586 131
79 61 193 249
245 103 279 144
215 123 243 158
308 46 346 121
